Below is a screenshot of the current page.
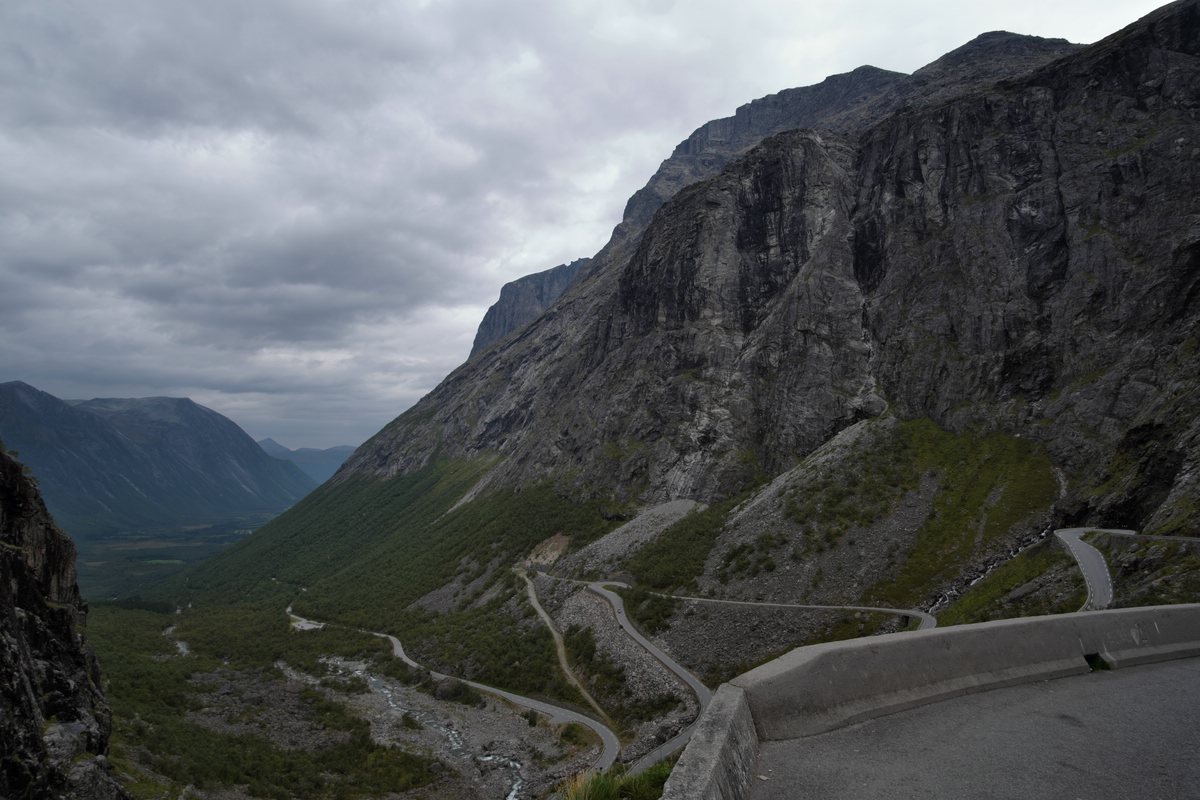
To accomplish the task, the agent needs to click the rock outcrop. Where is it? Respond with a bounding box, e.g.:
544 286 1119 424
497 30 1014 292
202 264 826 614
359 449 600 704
466 33 1078 362
476 33 1080 342
0 447 128 799
470 258 590 357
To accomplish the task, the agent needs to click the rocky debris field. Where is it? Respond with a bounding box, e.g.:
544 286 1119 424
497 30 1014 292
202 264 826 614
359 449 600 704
327 657 594 799
558 500 701 576
187 669 350 752
1092 533 1200 608
660 600 903 686
547 581 698 762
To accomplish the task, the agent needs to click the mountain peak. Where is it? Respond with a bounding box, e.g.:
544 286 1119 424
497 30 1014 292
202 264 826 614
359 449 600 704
258 437 290 454
910 29 1081 88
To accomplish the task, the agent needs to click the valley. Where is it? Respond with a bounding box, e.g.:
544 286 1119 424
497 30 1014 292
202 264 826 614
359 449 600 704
5 1 1200 798
76 515 270 599
85 458 1195 799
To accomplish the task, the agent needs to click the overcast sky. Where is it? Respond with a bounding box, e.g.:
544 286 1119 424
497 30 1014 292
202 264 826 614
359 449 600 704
0 0 1166 448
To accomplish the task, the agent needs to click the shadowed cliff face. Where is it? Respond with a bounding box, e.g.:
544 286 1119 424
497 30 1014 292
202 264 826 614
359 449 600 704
0 449 128 799
345 2 1200 530
856 0 1200 526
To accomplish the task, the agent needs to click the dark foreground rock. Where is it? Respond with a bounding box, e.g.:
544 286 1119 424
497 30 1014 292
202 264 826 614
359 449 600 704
0 447 128 799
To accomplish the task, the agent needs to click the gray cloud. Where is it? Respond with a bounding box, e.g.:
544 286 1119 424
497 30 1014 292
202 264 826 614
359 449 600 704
0 0 1167 447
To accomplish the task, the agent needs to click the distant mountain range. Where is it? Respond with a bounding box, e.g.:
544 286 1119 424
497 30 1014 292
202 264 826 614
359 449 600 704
257 438 355 483
0 381 315 537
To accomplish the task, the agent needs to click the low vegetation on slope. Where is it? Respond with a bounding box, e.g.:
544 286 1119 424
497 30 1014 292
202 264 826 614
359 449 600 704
862 419 1060 607
625 498 742 591
89 604 437 799
157 458 621 705
619 417 1060 612
938 542 1085 626
1089 532 1200 607
127 416 1065 790
558 758 675 800
595 417 1062 682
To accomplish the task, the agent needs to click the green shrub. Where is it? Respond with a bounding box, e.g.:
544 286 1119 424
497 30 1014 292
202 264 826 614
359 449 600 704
559 757 676 800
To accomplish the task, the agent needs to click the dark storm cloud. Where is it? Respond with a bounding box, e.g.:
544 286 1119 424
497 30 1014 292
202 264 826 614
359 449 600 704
0 0 1166 447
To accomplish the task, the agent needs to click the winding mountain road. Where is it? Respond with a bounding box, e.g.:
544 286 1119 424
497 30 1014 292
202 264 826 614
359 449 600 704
283 520 1197 781
1055 527 1200 611
586 581 713 775
1054 528 1121 610
285 607 620 771
649 591 937 630
536 570 938 772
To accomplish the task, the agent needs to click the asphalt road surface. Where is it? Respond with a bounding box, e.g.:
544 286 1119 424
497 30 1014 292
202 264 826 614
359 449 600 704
749 657 1200 800
1055 528 1121 610
655 591 937 630
586 581 714 774
537 571 937 772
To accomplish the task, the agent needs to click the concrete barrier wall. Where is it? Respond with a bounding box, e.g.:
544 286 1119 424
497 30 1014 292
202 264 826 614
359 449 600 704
732 604 1200 741
662 604 1200 800
659 684 759 800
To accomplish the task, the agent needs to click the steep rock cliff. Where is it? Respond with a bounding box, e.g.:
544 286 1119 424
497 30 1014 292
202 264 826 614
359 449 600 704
856 0 1200 527
346 2 1198 533
466 33 1078 362
0 448 127 798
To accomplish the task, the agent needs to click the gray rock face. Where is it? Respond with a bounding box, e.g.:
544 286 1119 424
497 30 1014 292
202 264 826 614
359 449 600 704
623 31 1079 238
348 3 1199 531
857 0 1200 523
0 449 129 799
470 258 589 357
467 33 1079 371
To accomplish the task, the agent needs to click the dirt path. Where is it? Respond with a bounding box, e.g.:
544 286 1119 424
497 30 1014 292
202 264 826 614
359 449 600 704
520 570 616 729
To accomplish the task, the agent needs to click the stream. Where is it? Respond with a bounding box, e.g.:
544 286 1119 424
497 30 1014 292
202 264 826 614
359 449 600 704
289 611 534 798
